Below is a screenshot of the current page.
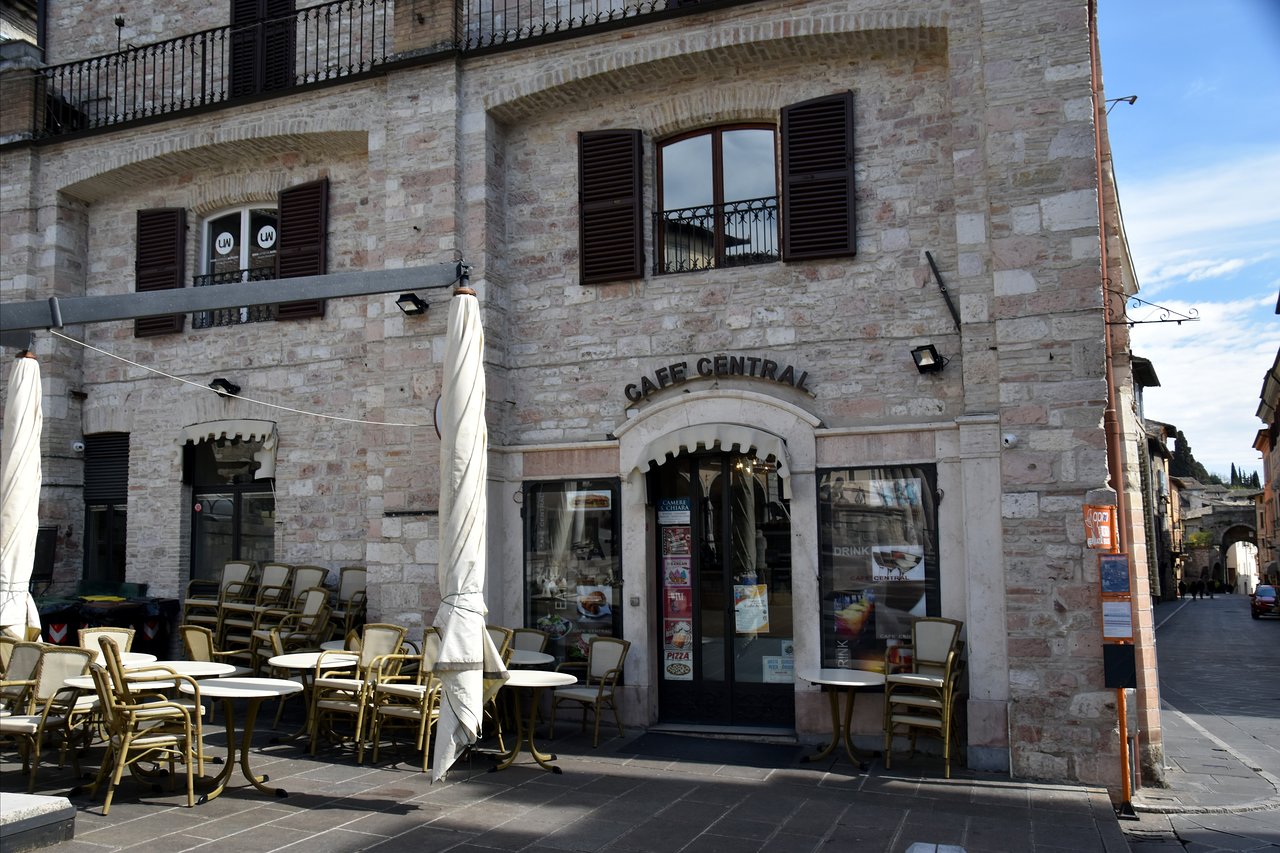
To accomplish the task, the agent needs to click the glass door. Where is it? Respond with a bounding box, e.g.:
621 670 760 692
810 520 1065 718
655 451 794 726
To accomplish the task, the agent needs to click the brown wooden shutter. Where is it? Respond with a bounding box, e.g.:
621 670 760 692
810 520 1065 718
134 208 186 337
781 92 856 261
229 0 294 96
274 178 327 320
262 0 296 92
229 0 261 97
578 130 644 284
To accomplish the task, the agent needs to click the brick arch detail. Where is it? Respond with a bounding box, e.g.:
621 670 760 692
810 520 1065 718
484 14 947 124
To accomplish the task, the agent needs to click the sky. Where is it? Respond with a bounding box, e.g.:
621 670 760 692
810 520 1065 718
1097 2 1280 481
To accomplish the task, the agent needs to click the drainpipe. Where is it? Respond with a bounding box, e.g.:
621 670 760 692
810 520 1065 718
1088 1 1137 812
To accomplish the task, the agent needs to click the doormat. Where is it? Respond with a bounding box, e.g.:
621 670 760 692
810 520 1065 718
614 733 804 769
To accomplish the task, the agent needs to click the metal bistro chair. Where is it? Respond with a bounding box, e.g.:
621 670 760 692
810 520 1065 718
511 627 550 653
330 566 368 640
883 616 965 779
0 644 95 791
217 561 293 650
248 587 332 672
183 560 256 631
550 636 631 748
79 626 135 665
368 628 442 772
309 623 407 758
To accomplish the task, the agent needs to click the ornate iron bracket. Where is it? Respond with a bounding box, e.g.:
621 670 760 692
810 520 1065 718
1105 287 1200 327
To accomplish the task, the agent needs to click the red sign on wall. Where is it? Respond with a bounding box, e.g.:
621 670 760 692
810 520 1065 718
1084 504 1117 551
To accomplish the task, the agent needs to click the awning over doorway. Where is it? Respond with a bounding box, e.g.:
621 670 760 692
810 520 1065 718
180 419 278 480
632 424 790 493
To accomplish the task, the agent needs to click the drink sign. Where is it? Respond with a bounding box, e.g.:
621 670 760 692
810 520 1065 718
1084 504 1117 551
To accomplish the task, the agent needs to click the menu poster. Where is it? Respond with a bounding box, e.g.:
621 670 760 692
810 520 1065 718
1099 553 1131 596
664 557 691 586
664 618 692 651
734 584 769 634
762 655 794 683
1103 600 1133 639
665 585 692 618
664 649 693 680
662 526 692 556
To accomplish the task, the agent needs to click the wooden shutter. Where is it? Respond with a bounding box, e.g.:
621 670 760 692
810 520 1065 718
578 130 644 284
134 208 186 337
274 178 327 320
229 0 261 97
781 92 856 261
262 0 296 92
84 433 130 503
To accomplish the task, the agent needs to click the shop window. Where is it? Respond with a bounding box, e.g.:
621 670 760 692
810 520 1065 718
576 91 855 284
523 479 622 665
134 178 328 336
816 465 940 671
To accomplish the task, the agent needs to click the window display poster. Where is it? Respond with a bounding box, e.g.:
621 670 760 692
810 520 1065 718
664 649 693 680
663 618 694 680
664 557 691 586
663 526 692 556
762 655 794 683
1099 553 1131 595
817 466 939 670
568 489 612 510
665 585 692 618
734 583 770 633
658 498 691 525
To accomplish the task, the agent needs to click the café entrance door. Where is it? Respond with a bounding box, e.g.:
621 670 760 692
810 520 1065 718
653 450 794 727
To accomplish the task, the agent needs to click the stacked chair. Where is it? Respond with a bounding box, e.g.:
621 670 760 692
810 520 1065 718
882 616 965 778
329 566 368 640
216 561 294 650
182 560 256 634
78 626 135 665
308 623 407 758
511 627 549 653
247 586 332 672
368 628 442 772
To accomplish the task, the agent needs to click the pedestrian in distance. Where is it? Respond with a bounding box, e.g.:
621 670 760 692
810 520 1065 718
1178 580 1186 599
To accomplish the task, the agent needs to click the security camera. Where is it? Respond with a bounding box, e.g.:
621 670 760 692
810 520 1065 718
1001 433 1018 448
71 440 86 453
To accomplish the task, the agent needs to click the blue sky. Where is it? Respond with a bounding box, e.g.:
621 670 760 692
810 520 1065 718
1098 1 1280 480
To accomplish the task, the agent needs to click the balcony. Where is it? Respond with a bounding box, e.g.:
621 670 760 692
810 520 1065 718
11 0 733 142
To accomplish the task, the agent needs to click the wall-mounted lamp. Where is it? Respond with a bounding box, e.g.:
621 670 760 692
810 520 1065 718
395 293 428 316
209 377 241 397
1105 94 1137 114
911 344 948 374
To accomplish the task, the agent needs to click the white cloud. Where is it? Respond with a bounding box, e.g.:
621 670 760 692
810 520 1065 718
1132 294 1279 477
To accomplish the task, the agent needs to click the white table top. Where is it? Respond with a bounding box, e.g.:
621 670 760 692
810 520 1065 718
179 677 302 699
503 670 577 689
144 660 238 678
89 651 157 666
797 668 886 688
509 649 554 667
266 651 357 670
319 640 348 651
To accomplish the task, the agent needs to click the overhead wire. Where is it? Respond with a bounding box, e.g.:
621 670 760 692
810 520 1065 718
48 329 430 428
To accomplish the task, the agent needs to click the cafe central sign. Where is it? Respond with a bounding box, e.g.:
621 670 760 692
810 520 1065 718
623 353 812 402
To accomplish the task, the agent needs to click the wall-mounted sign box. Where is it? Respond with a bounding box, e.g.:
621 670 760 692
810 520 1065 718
1084 504 1117 551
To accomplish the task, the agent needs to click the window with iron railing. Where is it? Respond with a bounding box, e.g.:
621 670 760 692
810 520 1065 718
656 126 779 274
192 266 279 327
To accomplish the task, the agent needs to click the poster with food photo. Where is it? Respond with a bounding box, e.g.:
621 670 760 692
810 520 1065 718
662 526 692 556
664 649 693 680
664 618 693 650
665 585 692 618
663 557 691 586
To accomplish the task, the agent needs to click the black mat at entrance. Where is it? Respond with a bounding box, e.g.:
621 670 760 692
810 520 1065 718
614 733 804 768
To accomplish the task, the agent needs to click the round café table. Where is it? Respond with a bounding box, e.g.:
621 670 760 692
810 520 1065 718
797 668 885 769
508 649 554 667
64 660 237 692
178 677 303 801
265 650 358 740
491 669 577 774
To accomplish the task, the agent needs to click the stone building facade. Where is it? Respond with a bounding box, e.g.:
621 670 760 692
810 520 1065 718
1 0 1160 792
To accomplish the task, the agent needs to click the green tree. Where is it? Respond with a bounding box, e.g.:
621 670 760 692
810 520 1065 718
1170 430 1218 484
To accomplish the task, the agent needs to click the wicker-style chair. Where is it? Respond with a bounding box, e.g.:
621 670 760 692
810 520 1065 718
0 645 95 791
882 617 965 778
550 636 631 747
309 623 407 758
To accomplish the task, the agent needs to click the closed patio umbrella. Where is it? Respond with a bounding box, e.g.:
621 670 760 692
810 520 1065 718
431 286 508 781
1 352 44 639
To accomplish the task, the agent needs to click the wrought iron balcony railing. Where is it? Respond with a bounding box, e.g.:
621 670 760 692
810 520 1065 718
36 0 392 138
656 195 779 274
192 267 278 328
22 1 729 140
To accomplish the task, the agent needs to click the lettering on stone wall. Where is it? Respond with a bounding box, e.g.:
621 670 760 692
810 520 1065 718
623 354 812 403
